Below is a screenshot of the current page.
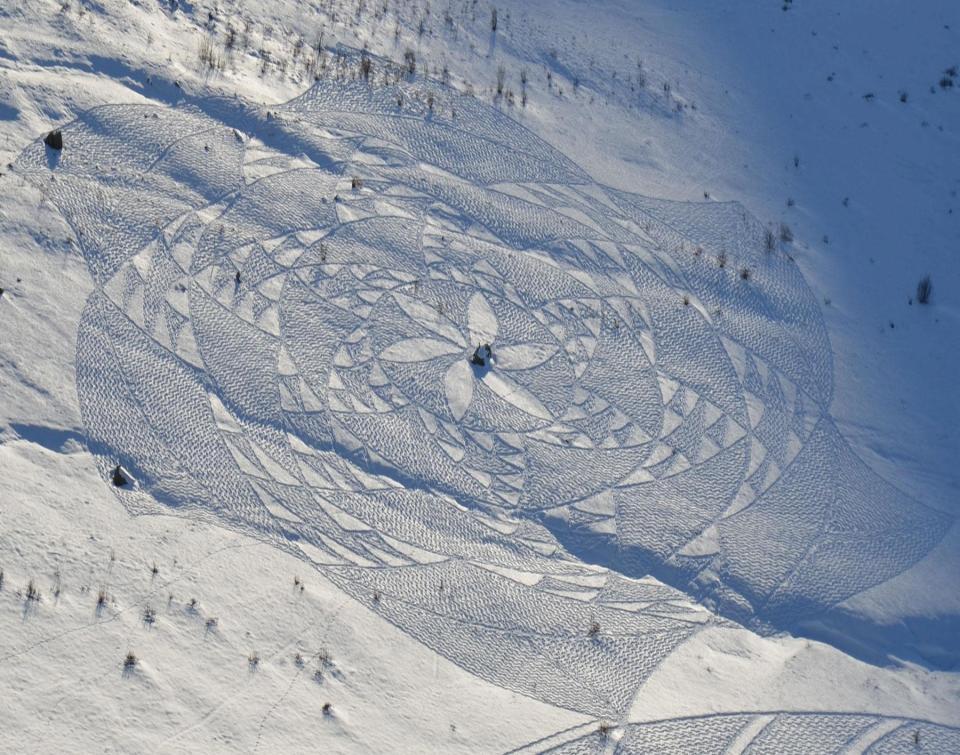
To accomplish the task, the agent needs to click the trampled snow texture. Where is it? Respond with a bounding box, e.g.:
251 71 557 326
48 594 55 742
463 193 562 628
527 713 960 753
15 79 953 725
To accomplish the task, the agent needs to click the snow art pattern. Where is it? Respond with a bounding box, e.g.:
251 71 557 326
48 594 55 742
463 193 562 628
15 77 953 731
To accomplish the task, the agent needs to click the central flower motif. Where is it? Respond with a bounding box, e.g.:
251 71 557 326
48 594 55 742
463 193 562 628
378 291 560 424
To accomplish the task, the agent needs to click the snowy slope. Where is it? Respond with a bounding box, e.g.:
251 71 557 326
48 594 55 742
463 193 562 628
1 0 958 752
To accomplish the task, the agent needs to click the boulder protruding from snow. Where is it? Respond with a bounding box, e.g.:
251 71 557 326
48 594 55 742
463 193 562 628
44 129 63 151
111 464 130 487
470 343 492 367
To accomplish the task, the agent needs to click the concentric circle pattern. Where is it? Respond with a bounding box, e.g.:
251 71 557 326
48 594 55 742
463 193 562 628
16 77 952 721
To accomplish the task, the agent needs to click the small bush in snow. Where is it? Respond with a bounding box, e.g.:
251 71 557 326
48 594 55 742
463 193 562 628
779 223 794 243
587 620 600 637
317 647 331 670
124 651 137 671
764 228 777 253
197 35 224 73
916 275 932 304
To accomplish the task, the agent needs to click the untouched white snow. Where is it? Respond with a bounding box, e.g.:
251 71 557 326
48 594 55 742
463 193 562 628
1 0 958 752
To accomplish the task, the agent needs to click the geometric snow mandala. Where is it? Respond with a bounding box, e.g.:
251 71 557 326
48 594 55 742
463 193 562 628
15 69 951 717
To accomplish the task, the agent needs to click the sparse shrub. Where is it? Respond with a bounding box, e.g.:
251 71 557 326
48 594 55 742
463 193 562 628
351 176 363 190
491 8 498 31
143 607 156 626
682 295 690 306
294 652 304 667
248 652 260 669
26 579 41 602
317 647 331 670
322 702 333 715
198 35 224 73
496 65 506 96
124 651 137 670
0 568 4 590
779 222 793 243
740 268 751 280
598 721 613 739
764 228 776 253
916 275 932 304
404 49 416 75
205 617 218 631
587 620 600 637
150 562 158 577
717 251 727 268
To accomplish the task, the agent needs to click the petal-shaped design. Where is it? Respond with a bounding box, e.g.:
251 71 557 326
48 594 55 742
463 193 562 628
444 360 475 420
379 338 461 362
467 292 498 346
391 292 466 346
481 369 554 420
495 343 558 371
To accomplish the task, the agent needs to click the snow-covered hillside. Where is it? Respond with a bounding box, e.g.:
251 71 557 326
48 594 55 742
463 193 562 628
1 1 958 752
